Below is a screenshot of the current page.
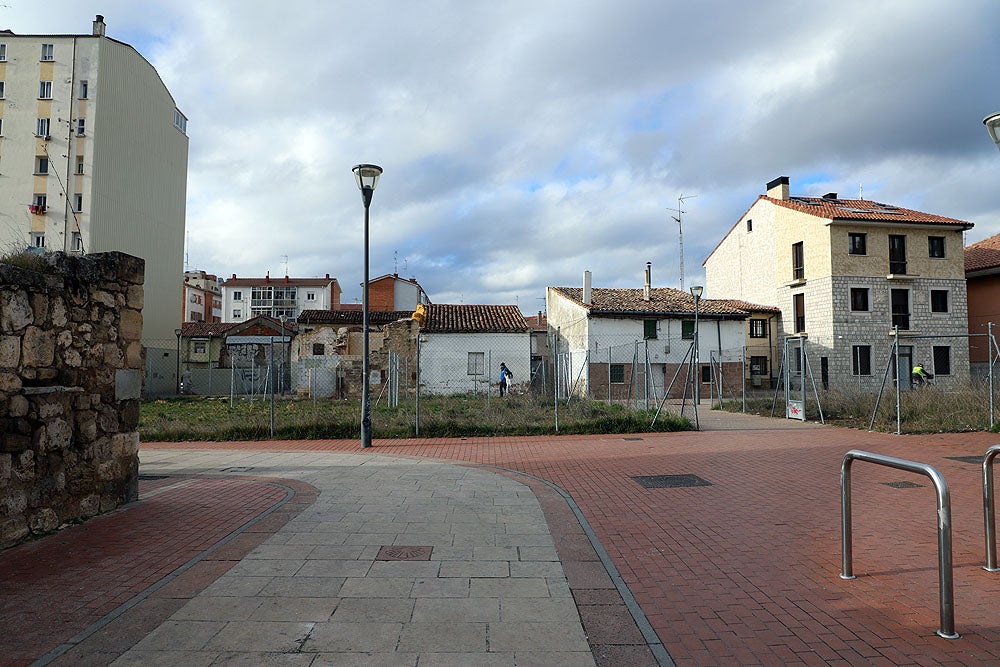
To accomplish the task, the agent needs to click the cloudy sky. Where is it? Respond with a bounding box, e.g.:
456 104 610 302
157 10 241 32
7 1 1000 311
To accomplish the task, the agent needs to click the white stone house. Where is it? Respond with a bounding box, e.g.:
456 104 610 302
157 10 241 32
704 176 974 389
546 271 751 400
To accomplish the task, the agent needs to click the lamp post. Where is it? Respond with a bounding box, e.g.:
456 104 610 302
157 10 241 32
279 314 287 394
690 286 703 404
174 328 182 395
985 112 1000 152
353 163 383 448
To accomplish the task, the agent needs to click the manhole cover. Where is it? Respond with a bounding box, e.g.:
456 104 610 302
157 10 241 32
138 475 169 481
632 474 712 488
883 481 924 489
376 545 433 561
945 456 982 465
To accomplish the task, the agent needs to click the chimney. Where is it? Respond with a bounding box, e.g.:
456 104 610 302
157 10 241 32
766 176 790 201
583 270 592 305
92 15 106 37
284 275 289 283
325 273 330 280
643 262 652 301
822 192 838 200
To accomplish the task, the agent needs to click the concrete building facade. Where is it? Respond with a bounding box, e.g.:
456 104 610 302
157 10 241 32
222 274 342 323
0 15 188 344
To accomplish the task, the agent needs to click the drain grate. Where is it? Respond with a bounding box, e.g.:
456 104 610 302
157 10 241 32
945 456 982 465
632 474 712 489
376 545 433 561
883 480 924 489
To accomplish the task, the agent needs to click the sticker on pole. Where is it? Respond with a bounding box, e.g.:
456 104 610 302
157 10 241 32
786 399 805 421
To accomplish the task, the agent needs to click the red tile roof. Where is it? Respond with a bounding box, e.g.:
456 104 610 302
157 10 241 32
524 313 548 330
422 304 529 334
224 276 337 287
550 287 763 317
965 232 1000 274
297 310 414 326
180 322 237 337
768 196 973 228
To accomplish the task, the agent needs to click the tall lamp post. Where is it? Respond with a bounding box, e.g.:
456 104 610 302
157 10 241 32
985 112 1000 152
353 163 383 448
690 286 703 404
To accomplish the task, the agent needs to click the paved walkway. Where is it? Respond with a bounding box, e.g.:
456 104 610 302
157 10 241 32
3 409 1000 665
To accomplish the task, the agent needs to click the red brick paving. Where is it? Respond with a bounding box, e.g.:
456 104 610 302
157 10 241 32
146 427 1000 665
0 476 316 667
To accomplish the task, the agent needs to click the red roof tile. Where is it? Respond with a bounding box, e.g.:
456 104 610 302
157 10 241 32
422 304 529 333
297 310 414 326
965 232 1000 274
769 196 972 227
550 287 757 317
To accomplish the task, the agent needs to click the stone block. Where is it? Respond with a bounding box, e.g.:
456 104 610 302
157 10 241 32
126 284 144 310
0 516 28 548
111 432 139 458
0 372 22 393
0 290 33 333
103 343 124 368
22 326 55 367
28 508 58 534
125 341 144 368
119 308 143 341
0 336 19 367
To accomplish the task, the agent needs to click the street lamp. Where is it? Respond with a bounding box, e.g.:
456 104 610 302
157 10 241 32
174 328 182 395
353 163 383 448
985 112 1000 152
690 286 703 404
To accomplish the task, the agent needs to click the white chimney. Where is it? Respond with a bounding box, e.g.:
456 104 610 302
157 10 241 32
93 15 106 37
583 270 592 305
643 262 652 301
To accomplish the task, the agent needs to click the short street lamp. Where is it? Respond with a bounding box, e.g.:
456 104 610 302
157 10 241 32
985 112 1000 152
353 163 383 448
690 285 703 405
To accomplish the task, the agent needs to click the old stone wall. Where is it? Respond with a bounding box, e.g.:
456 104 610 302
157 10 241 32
0 252 145 549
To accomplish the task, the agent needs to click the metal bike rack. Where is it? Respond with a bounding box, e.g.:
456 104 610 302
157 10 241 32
984 444 1000 572
840 450 958 639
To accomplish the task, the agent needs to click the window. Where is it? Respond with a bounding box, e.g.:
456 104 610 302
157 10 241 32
0 81 5 99
312 343 325 356
32 194 46 209
930 289 949 313
849 287 869 312
71 232 82 251
232 309 241 319
643 319 657 340
76 156 84 174
73 193 83 212
38 81 52 99
749 356 768 375
174 108 187 133
890 288 910 330
681 320 694 339
793 293 805 333
232 291 242 301
792 242 804 280
848 232 867 255
889 235 907 274
467 352 485 376
701 365 712 383
35 156 49 175
31 232 44 248
36 118 51 138
0 44 6 61
852 345 872 376
79 80 88 99
928 236 945 259
40 44 54 61
746 219 752 232
194 341 206 354
933 346 951 375
306 291 316 301
76 118 85 136
749 319 768 338
610 364 625 384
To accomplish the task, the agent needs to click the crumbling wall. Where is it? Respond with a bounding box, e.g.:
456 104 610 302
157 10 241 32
0 252 145 548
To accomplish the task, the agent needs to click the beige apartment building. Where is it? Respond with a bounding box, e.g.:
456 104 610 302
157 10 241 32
0 15 188 347
705 176 973 389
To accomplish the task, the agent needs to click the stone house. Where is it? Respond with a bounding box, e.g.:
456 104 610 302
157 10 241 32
704 176 974 389
546 269 753 400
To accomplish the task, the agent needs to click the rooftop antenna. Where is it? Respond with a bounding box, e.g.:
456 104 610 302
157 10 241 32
859 183 864 200
282 255 288 276
667 193 698 291
393 250 398 274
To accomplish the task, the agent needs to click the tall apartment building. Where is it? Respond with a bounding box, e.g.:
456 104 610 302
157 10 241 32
183 270 223 323
0 15 189 345
222 274 342 323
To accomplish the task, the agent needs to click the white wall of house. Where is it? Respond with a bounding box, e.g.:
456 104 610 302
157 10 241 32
419 332 531 395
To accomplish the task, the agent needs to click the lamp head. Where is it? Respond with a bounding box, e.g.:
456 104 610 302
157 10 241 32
984 112 1000 152
352 164 383 191
690 285 704 299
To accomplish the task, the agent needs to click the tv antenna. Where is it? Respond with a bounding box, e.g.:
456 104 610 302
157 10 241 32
667 193 698 291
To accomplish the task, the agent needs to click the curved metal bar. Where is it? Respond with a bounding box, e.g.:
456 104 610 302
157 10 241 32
984 445 1000 572
840 449 958 639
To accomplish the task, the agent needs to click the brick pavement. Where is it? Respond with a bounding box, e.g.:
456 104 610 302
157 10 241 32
146 420 1000 665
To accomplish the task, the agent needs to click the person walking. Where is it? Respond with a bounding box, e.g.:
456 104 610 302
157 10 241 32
499 363 513 397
